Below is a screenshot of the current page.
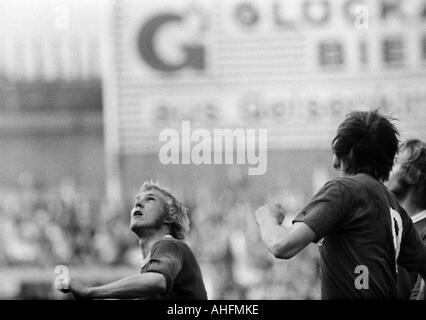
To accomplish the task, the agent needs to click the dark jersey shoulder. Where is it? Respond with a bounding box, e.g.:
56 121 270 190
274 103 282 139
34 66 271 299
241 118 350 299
336 173 403 211
142 238 207 300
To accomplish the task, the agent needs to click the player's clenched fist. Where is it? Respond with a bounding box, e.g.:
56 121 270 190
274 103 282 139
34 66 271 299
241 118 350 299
255 203 286 226
61 278 91 299
55 266 90 299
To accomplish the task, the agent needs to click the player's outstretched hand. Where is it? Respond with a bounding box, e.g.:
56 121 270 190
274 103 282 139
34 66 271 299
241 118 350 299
69 279 91 299
59 278 91 300
255 203 286 227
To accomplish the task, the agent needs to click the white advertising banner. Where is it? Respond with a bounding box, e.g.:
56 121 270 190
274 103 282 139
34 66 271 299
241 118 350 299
103 0 426 153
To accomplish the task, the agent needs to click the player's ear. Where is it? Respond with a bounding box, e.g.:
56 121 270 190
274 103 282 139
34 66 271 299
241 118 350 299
163 215 173 224
334 154 350 175
332 154 340 170
163 207 175 225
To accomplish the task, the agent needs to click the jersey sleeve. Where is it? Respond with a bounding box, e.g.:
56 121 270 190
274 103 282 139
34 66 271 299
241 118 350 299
292 180 353 242
145 240 183 292
398 214 426 280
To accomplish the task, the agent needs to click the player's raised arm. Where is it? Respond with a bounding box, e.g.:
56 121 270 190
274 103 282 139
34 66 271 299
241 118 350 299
255 204 316 259
255 174 354 260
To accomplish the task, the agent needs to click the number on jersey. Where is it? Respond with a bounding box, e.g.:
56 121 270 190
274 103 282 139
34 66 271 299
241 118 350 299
390 208 403 271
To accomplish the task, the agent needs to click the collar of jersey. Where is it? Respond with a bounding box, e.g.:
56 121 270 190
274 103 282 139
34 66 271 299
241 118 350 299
141 235 174 269
141 253 151 269
411 210 426 224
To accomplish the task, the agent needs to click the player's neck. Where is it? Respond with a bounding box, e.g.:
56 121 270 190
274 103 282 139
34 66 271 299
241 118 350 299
139 228 172 256
399 193 424 217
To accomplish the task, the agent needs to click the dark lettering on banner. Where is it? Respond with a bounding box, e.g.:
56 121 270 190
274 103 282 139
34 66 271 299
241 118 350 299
234 2 260 27
137 13 205 72
303 0 331 25
271 102 287 119
145 91 426 134
135 1 426 75
154 102 221 124
273 1 296 30
229 1 425 30
380 0 405 21
422 35 426 61
383 36 405 66
343 0 363 26
205 104 219 122
239 93 263 122
359 40 368 67
156 105 170 122
423 2 426 19
319 41 344 68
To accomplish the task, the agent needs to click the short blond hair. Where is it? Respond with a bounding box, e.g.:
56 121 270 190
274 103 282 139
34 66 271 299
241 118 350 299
138 181 190 239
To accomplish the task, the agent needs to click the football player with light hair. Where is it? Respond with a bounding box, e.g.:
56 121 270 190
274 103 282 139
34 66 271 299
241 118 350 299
59 181 207 300
388 139 426 299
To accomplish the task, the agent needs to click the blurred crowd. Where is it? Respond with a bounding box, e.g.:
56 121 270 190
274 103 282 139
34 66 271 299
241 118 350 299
0 174 137 267
0 172 320 299
186 173 320 299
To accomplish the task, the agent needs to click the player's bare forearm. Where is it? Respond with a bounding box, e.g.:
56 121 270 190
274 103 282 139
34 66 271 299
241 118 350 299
255 204 316 259
258 221 315 259
258 220 293 258
85 273 167 299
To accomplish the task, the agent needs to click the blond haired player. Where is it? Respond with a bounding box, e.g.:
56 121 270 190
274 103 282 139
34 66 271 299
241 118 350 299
57 181 207 300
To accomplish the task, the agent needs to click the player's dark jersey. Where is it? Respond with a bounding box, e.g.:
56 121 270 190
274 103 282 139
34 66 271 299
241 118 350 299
293 173 426 299
141 238 207 300
397 211 426 299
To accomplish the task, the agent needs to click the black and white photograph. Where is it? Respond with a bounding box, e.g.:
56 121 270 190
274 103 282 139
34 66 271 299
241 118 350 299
0 0 425 308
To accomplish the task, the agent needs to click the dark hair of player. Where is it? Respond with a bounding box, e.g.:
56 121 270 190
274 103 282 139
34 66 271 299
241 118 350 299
332 109 400 181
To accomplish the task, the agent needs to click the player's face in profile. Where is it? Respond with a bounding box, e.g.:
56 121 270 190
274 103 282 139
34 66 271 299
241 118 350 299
387 151 407 197
130 189 169 235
